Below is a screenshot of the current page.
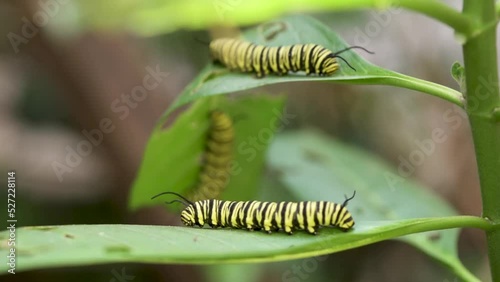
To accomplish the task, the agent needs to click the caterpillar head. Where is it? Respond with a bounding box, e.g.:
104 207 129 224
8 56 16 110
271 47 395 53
337 191 356 231
324 45 374 75
337 209 355 231
210 110 233 131
320 56 340 76
180 206 197 227
150 191 200 226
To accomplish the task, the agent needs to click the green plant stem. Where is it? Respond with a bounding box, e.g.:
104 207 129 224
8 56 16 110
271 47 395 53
391 216 495 233
346 73 465 108
463 1 500 281
397 0 473 36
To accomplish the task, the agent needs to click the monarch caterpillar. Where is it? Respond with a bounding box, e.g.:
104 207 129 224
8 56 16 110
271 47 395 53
187 110 234 202
151 191 356 235
209 38 373 78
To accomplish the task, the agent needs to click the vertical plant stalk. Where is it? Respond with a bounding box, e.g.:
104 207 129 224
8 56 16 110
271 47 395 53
463 1 500 281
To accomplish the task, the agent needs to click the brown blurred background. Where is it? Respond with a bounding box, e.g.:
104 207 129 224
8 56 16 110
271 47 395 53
0 0 493 281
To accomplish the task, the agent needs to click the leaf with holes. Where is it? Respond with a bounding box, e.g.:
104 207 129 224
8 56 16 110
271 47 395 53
0 216 488 274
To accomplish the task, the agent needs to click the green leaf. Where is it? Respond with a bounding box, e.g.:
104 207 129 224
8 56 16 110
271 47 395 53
165 15 463 111
129 95 286 210
451 61 466 94
0 217 489 274
265 129 481 281
451 61 465 82
74 1 471 38
75 0 388 35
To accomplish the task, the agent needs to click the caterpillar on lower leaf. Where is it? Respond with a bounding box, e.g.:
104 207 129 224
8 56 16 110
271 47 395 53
209 38 373 78
187 110 234 202
152 191 356 235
